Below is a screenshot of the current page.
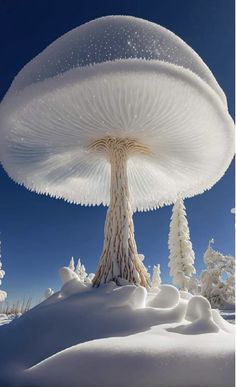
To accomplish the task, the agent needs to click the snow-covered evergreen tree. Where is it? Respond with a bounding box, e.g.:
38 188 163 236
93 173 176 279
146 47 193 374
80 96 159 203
68 256 75 271
151 264 162 289
200 239 235 308
75 259 87 281
168 198 196 291
0 240 7 302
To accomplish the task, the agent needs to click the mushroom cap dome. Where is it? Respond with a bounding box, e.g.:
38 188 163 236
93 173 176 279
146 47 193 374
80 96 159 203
4 15 226 104
0 16 234 211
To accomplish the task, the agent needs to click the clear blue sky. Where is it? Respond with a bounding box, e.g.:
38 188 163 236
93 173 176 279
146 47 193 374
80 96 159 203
0 0 234 304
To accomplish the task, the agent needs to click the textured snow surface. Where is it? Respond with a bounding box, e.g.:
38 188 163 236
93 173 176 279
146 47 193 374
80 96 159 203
0 59 234 210
0 281 234 387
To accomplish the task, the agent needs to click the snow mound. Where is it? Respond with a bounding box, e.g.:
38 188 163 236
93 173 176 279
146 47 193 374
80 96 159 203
44 288 54 299
147 284 179 308
0 282 234 387
168 296 220 334
59 266 79 284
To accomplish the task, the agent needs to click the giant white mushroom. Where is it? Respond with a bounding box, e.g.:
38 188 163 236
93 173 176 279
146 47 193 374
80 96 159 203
0 16 234 287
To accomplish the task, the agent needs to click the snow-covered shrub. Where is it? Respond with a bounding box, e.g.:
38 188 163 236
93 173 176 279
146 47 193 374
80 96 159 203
66 257 94 284
200 239 235 308
168 198 196 291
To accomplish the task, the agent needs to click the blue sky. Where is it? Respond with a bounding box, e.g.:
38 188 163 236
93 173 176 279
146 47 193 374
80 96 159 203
0 0 234 303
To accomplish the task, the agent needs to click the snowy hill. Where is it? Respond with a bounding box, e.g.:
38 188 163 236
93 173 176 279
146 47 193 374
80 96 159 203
0 277 234 387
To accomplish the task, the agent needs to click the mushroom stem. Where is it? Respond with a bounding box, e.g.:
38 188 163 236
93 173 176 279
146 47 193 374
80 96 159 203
92 137 150 287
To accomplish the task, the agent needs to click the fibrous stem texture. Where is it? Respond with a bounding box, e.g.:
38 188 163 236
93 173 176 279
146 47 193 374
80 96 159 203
92 137 150 287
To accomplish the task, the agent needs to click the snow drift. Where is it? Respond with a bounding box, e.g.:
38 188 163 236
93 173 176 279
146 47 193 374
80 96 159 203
0 275 234 387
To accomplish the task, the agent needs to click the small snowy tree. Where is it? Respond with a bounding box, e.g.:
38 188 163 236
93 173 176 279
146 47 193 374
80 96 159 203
75 258 87 281
68 256 75 271
168 198 196 291
0 240 7 302
200 239 235 308
151 264 162 289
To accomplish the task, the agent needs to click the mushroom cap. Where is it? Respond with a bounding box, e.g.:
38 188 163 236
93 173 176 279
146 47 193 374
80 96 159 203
0 16 234 211
3 15 226 104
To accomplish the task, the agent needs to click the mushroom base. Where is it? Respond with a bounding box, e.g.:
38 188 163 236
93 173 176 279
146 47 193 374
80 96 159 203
92 137 150 287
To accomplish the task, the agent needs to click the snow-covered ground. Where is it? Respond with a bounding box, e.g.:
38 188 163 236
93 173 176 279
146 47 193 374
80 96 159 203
0 277 234 387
